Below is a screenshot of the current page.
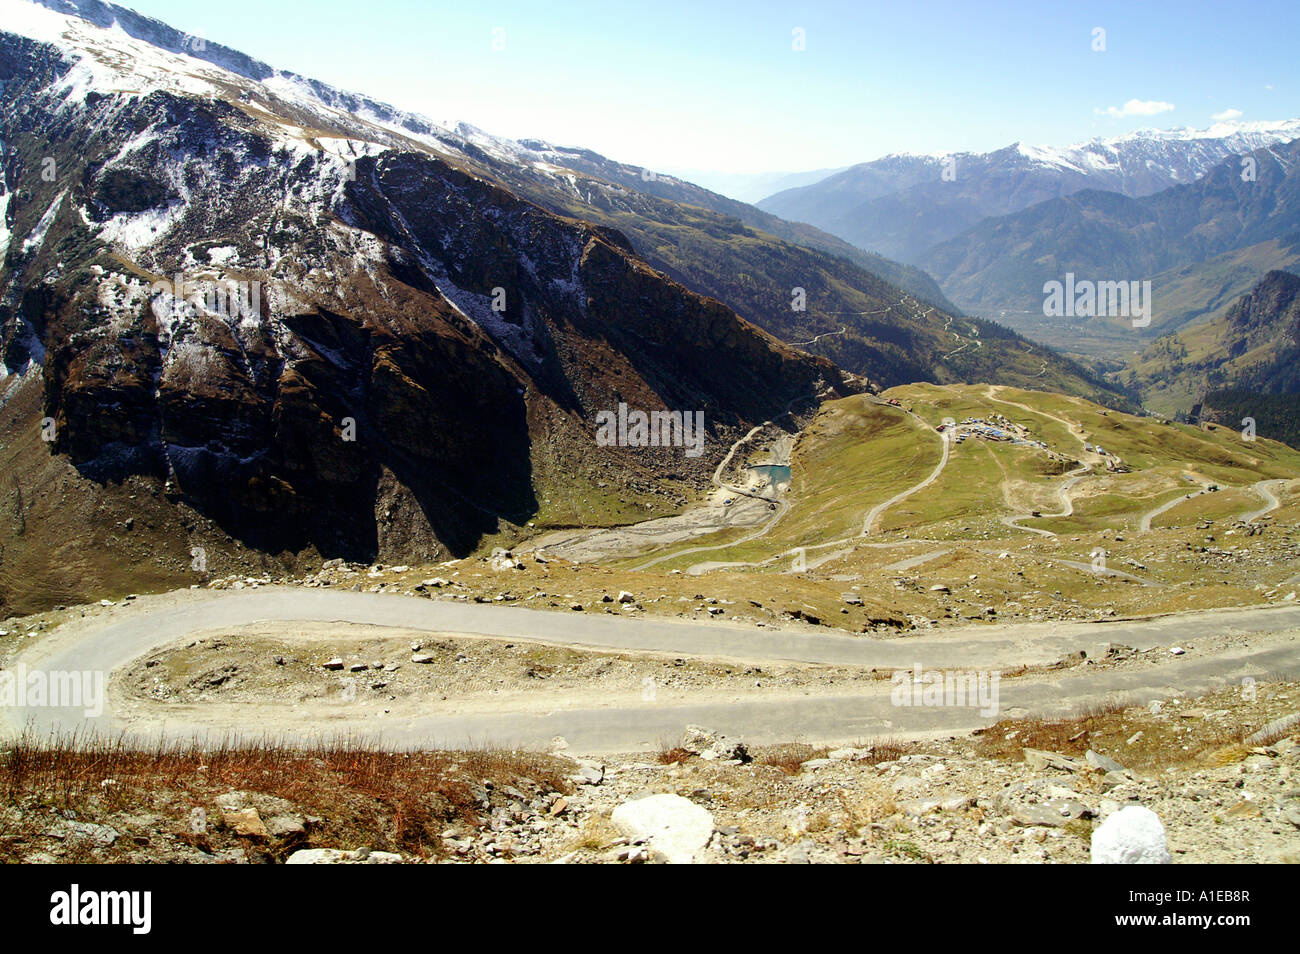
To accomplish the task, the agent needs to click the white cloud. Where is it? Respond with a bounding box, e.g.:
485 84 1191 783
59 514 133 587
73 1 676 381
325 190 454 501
1212 108 1243 121
1095 98 1176 119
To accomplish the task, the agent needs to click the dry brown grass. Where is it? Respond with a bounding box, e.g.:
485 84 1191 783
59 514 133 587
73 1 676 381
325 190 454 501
970 690 1296 772
973 700 1132 760
751 738 911 775
656 745 694 765
753 743 826 774
857 738 911 765
568 814 619 853
0 730 573 862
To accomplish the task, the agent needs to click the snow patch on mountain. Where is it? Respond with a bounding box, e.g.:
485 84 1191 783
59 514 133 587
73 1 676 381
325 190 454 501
97 200 183 252
0 191 12 260
20 188 64 255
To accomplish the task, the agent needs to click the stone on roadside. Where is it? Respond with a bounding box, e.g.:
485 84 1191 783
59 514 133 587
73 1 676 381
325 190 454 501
828 746 872 761
264 814 308 840
571 760 604 785
1100 770 1130 791
680 725 751 763
1022 748 1081 773
221 807 268 839
1246 711 1300 746
1011 803 1079 828
611 793 715 864
56 820 119 847
1091 806 1170 864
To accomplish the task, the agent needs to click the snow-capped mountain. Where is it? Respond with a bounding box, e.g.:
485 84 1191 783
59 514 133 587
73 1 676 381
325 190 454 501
1014 120 1300 191
0 0 555 177
759 121 1300 263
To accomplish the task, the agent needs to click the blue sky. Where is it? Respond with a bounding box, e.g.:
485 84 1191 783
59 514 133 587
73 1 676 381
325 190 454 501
119 0 1298 176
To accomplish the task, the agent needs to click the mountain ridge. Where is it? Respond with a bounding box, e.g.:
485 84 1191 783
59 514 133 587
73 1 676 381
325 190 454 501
0 0 1119 404
759 120 1300 264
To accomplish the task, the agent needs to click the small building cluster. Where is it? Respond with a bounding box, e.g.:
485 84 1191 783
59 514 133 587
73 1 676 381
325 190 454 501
940 414 1048 450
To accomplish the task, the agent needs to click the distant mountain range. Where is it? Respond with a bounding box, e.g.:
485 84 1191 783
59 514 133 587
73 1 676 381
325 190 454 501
752 119 1300 437
917 138 1300 317
487 136 957 313
758 121 1300 264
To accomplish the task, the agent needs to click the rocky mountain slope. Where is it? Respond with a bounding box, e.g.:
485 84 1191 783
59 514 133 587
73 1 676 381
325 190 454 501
509 138 956 312
0 13 864 612
1125 270 1300 429
759 121 1300 264
410 130 1102 396
1 0 1124 404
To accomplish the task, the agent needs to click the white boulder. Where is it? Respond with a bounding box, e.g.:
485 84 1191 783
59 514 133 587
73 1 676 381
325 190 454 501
1091 806 1171 864
611 793 714 864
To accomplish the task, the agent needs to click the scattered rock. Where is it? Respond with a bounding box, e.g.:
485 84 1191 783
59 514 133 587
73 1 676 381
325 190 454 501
54 821 119 847
221 807 268 839
1022 748 1081 773
1085 749 1125 774
1246 711 1300 746
828 746 873 761
264 814 308 840
285 847 403 864
572 760 604 786
1012 801 1088 828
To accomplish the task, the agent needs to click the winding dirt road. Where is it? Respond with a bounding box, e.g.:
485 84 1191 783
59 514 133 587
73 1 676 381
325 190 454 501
5 587 1299 753
1139 478 1286 533
1243 479 1288 524
862 424 950 535
999 467 1089 538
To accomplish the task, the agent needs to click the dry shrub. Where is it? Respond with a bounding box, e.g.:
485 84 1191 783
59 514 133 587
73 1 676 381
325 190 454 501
0 729 572 860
